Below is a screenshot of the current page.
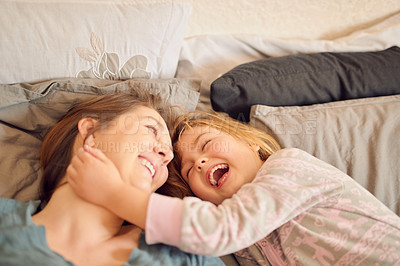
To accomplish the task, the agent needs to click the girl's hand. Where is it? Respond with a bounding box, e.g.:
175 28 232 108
67 145 124 209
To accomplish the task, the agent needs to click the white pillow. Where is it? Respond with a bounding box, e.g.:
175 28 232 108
0 0 192 84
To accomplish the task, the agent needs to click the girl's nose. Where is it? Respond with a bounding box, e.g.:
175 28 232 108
154 143 174 165
195 157 208 171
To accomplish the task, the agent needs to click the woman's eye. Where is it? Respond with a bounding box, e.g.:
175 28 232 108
146 125 158 136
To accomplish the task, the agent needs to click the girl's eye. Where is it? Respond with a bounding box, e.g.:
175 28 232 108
202 139 212 151
184 139 212 181
146 125 158 136
186 166 193 181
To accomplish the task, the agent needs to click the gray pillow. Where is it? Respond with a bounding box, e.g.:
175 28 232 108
0 78 200 201
249 94 400 215
211 46 400 122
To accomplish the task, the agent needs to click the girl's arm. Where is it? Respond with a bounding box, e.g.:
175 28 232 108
67 146 150 229
68 147 344 257
145 148 345 256
67 146 184 244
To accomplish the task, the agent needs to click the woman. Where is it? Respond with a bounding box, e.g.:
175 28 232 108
0 91 223 266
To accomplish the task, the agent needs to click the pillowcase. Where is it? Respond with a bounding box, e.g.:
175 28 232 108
0 0 192 84
211 46 400 122
0 78 200 201
249 94 400 215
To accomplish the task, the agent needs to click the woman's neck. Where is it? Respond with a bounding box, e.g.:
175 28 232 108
32 184 125 251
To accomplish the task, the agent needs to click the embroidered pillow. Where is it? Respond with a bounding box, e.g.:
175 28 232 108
0 0 192 83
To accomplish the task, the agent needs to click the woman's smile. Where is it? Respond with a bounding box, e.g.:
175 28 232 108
139 156 157 178
96 106 173 193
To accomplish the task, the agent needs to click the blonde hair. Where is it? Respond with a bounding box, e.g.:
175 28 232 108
157 111 281 198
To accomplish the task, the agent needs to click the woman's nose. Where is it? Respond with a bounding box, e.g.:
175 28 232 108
195 157 208 171
154 143 174 165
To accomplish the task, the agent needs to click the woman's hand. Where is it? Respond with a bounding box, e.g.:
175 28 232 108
67 145 125 208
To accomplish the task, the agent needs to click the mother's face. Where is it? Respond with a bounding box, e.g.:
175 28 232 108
93 106 173 193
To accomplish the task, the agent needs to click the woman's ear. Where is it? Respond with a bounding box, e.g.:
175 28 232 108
77 117 98 147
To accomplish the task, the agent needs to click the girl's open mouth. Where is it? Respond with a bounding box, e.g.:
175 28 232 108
208 163 230 188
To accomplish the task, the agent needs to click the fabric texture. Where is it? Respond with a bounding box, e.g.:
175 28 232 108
0 0 192 83
150 148 400 264
183 0 400 40
210 46 400 121
249 94 400 215
146 193 184 246
0 198 223 266
0 78 200 201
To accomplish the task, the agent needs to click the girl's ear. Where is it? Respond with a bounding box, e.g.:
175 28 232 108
77 117 98 147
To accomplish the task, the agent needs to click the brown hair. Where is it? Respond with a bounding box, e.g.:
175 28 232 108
39 88 174 205
157 111 281 198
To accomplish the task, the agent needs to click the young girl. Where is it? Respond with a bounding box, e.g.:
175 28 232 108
68 111 400 265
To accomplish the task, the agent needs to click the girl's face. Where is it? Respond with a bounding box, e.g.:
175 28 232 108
176 125 263 204
95 106 173 193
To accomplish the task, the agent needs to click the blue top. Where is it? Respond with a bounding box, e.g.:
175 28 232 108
0 198 223 266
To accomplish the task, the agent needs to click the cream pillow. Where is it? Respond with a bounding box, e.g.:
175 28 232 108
0 0 192 84
249 95 400 215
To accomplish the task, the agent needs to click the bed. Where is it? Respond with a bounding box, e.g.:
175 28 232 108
1 0 400 264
